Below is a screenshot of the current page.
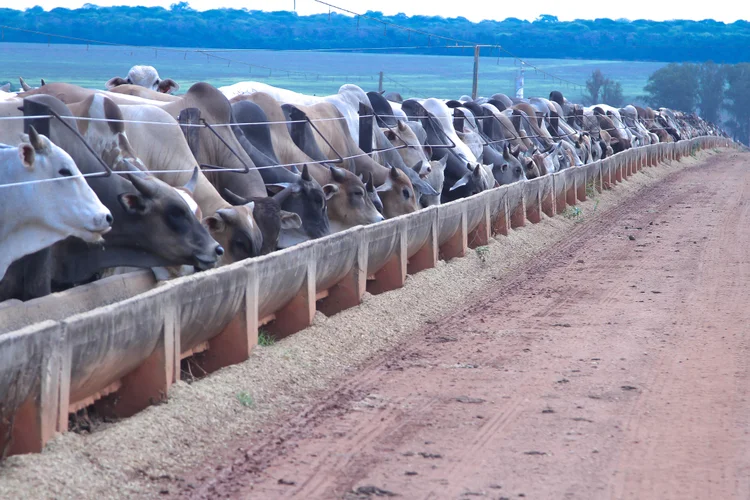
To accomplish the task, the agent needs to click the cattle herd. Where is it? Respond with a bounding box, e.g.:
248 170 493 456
0 65 728 304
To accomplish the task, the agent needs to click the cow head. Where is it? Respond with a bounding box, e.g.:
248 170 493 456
106 65 179 94
491 144 525 185
574 133 591 164
219 190 301 255
531 148 552 176
419 156 447 208
17 126 112 244
325 165 384 232
118 170 223 271
266 164 330 248
376 166 419 219
383 120 433 178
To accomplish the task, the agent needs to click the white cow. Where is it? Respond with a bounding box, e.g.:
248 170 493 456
106 65 179 94
219 81 367 144
0 127 112 280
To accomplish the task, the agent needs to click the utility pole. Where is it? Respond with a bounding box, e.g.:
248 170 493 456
378 71 384 93
472 45 480 100
471 45 494 100
515 62 525 99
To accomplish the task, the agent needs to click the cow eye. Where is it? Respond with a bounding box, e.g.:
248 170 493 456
58 168 73 177
164 205 190 233
402 188 410 199
232 237 251 257
354 189 365 197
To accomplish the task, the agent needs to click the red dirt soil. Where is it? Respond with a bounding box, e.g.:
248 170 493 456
176 152 750 499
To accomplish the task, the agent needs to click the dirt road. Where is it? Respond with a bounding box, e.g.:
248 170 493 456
179 152 750 499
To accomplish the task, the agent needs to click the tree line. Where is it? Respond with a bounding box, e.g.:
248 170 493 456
0 4 749 63
589 63 750 144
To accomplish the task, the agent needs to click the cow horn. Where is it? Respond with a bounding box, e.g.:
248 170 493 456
40 78 46 86
183 166 200 194
272 184 296 205
223 188 249 206
389 165 399 179
301 164 312 182
364 172 375 192
329 165 347 183
127 172 159 198
473 164 482 177
27 125 45 152
19 77 31 92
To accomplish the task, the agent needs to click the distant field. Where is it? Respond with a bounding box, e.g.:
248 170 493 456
0 42 665 102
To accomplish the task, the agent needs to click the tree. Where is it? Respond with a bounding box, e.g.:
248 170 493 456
602 80 624 107
697 61 725 124
643 63 699 112
170 2 193 10
582 70 624 106
582 69 607 105
536 14 558 23
724 63 750 144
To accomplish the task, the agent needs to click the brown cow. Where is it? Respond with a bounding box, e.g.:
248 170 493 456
282 101 418 218
72 96 275 260
232 92 384 231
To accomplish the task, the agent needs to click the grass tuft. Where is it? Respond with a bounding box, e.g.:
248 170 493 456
475 245 490 264
258 328 275 347
562 206 583 219
237 392 255 408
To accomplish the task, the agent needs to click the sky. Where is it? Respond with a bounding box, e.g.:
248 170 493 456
8 0 750 23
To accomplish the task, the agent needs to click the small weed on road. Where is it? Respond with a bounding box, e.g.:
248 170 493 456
237 392 255 408
475 245 490 264
586 181 598 199
562 206 583 220
258 328 275 347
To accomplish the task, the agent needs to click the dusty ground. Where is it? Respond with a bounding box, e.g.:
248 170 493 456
0 149 745 499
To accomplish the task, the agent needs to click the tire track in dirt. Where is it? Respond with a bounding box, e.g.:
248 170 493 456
608 155 750 499
176 151 750 499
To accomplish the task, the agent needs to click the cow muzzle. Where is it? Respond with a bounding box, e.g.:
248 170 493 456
192 243 224 271
83 211 113 241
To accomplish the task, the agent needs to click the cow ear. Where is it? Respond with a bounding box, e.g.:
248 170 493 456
18 143 34 169
265 183 290 196
158 79 179 94
118 193 150 215
384 129 396 141
322 183 339 200
493 163 509 174
423 145 433 159
204 214 226 233
280 210 303 230
106 77 128 90
449 172 471 191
